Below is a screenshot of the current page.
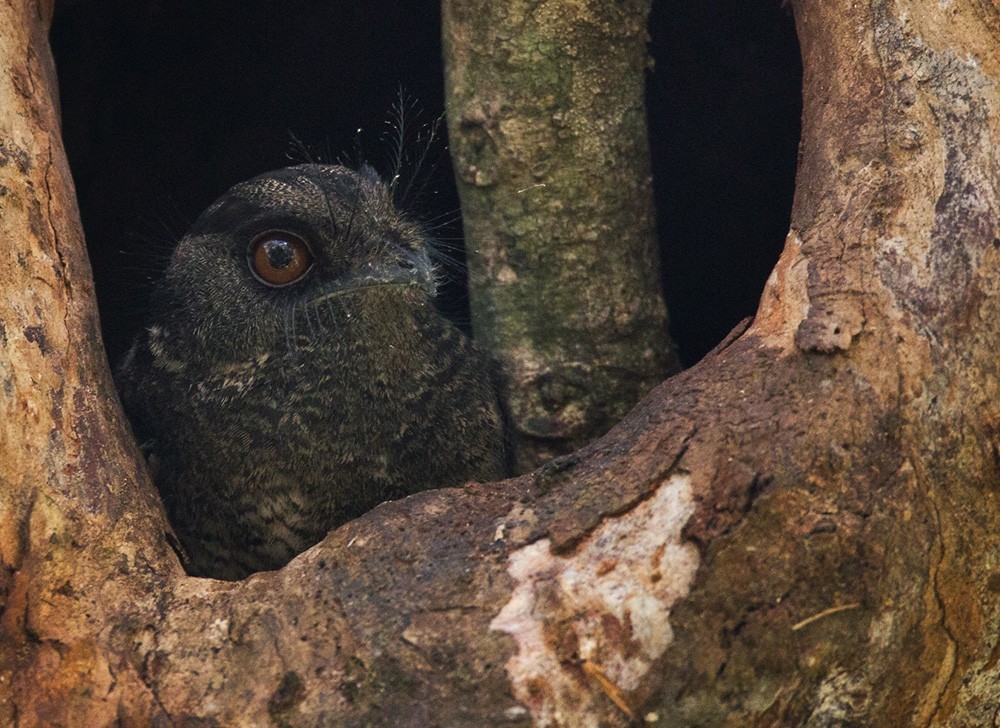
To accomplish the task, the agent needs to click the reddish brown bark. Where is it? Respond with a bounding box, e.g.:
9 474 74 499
1 0 999 725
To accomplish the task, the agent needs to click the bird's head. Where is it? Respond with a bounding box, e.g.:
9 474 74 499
151 163 438 362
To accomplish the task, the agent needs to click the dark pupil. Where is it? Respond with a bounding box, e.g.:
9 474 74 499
263 239 295 269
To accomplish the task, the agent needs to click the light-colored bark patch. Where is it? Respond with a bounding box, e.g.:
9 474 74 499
491 474 698 725
753 231 809 351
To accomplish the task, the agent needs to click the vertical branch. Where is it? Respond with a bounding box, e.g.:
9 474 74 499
0 2 174 723
442 0 679 470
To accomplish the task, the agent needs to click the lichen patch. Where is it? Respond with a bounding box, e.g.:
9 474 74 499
490 474 699 725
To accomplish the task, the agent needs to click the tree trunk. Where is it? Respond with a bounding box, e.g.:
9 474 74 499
2 0 999 726
442 0 679 470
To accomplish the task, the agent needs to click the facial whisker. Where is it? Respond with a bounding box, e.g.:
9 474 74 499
281 301 288 351
342 188 362 253
421 209 463 228
312 300 327 335
385 85 407 199
303 296 317 342
398 114 442 206
288 300 298 356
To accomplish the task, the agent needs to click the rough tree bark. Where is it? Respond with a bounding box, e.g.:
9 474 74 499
1 0 999 726
442 0 679 470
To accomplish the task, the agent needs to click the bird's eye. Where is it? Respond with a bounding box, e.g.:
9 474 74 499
248 231 314 287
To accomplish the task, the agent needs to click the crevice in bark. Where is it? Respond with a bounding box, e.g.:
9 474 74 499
924 492 959 727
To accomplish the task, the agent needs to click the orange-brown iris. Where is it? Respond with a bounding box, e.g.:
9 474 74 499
248 232 314 287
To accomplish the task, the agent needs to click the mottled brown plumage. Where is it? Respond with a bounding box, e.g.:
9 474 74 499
117 164 511 580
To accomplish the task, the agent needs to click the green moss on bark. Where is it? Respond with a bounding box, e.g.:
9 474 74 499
443 0 679 470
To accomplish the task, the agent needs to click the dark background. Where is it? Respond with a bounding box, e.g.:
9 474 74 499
50 0 802 369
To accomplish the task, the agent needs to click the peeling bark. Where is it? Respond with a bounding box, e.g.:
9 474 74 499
1 0 999 726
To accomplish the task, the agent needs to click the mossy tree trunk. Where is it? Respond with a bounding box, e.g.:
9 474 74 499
442 0 678 470
2 0 1000 726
